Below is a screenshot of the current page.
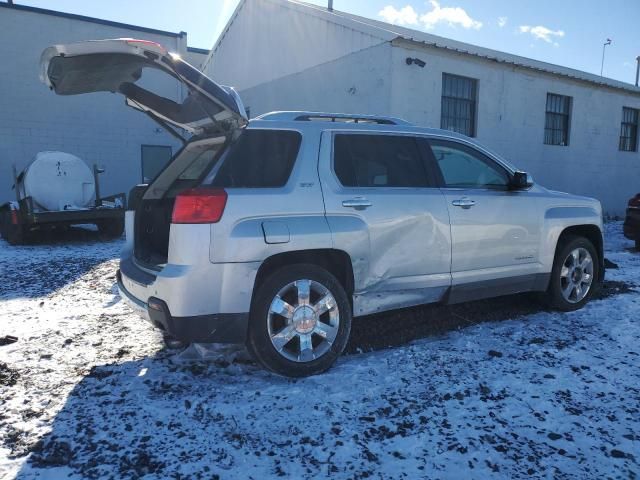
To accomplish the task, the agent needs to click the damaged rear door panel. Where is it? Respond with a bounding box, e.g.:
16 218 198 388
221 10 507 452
319 130 452 316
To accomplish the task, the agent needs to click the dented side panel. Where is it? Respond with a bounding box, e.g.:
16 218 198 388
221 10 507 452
318 130 453 317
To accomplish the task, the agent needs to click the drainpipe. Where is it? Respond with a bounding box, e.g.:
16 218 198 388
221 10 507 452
636 56 640 87
328 0 333 11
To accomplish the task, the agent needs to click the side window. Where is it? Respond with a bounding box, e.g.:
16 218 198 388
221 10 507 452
429 140 509 189
333 134 430 188
209 129 301 188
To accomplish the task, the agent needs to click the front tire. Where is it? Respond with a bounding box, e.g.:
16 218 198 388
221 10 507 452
246 264 352 377
545 236 600 311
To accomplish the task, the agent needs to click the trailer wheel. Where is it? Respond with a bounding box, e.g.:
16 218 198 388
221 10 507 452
98 218 124 238
6 223 24 245
1 210 24 245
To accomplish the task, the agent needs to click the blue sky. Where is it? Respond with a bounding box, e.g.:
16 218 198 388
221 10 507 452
14 0 640 84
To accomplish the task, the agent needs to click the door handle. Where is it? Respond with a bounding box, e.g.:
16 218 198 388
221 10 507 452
452 198 476 209
342 198 372 209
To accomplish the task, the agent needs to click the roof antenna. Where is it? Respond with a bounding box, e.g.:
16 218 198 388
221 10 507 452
328 0 333 11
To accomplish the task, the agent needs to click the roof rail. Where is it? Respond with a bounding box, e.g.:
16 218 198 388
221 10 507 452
256 111 413 126
296 114 400 125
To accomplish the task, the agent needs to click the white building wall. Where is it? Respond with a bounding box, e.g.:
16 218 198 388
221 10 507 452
184 48 209 70
233 36 640 215
240 43 393 117
205 0 388 91
389 41 640 215
0 6 188 203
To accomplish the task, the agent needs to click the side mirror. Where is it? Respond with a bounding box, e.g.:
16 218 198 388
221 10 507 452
510 171 533 190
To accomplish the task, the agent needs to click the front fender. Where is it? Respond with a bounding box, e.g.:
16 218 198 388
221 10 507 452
541 206 603 273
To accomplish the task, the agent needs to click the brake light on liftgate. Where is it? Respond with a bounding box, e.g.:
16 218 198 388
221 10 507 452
171 188 228 224
122 38 167 55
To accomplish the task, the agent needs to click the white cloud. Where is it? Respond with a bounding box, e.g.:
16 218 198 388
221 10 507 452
378 5 419 25
519 25 565 43
498 16 507 28
420 1 482 30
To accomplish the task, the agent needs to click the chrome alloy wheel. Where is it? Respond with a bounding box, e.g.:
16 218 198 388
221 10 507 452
560 247 594 304
267 279 340 363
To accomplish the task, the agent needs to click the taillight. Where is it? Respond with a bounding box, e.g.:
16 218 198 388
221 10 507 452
628 194 640 208
171 188 227 224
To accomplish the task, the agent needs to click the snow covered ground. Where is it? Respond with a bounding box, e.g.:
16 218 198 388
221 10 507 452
1 223 639 479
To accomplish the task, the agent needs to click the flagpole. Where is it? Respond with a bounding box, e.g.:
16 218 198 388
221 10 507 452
601 39 611 76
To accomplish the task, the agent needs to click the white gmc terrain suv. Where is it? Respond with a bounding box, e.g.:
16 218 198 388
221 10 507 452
42 39 605 377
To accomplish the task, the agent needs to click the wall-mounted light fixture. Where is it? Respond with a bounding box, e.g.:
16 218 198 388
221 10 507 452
406 57 426 68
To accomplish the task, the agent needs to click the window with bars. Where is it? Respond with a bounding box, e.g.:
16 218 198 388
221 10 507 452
619 107 639 152
441 73 478 137
544 93 572 146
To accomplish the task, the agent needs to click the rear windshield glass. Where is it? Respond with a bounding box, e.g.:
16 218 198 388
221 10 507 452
178 147 221 181
206 129 301 188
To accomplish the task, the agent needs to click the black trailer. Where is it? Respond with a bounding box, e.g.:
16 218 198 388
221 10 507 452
0 164 125 245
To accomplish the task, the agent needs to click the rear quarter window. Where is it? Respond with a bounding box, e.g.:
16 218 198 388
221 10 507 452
208 129 301 188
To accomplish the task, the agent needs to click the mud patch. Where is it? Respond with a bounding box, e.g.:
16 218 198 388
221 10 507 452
0 362 19 387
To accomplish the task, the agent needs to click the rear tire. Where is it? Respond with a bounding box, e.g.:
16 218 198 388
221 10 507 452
545 236 600 311
98 218 124 238
246 264 352 377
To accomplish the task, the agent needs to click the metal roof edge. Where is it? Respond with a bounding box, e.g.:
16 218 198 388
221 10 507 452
0 2 184 38
393 37 640 96
295 1 640 96
186 46 210 55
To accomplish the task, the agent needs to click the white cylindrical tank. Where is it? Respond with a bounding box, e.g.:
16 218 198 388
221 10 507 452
19 151 95 211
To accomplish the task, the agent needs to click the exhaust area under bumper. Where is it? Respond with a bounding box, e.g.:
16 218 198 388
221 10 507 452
116 269 249 344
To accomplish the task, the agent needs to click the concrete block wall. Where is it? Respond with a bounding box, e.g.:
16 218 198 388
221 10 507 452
0 5 187 203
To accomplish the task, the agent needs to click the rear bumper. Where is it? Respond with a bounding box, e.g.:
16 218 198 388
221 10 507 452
623 208 640 241
116 268 249 344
